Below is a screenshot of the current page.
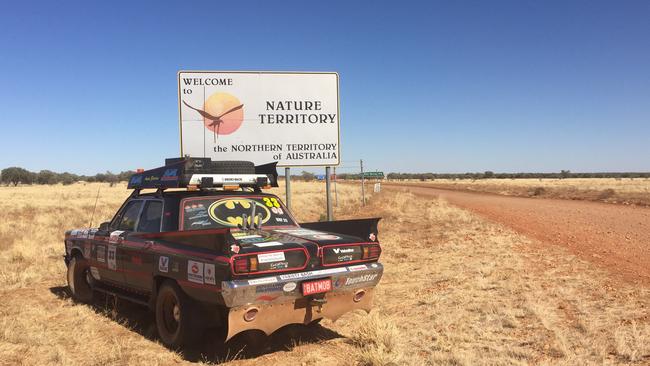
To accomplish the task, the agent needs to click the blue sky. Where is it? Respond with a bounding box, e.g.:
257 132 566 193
0 1 648 175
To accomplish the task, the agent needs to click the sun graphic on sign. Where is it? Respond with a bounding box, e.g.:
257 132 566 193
183 92 244 142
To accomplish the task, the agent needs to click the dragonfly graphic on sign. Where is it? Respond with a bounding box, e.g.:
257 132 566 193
182 92 244 142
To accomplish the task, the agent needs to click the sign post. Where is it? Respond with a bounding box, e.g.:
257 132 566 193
360 159 365 206
285 167 291 209
325 167 333 220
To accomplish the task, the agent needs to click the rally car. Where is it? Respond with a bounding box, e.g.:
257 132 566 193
64 157 383 348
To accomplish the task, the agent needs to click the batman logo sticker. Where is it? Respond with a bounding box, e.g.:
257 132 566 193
208 199 271 227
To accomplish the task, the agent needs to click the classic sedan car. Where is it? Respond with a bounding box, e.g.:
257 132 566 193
64 158 383 348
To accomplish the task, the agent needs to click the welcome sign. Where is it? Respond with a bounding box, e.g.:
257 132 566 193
178 71 340 167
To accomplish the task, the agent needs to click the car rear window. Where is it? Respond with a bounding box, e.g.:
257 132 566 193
181 196 296 230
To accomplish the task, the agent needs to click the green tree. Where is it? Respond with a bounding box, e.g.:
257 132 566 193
1 167 33 186
300 171 315 181
37 170 59 185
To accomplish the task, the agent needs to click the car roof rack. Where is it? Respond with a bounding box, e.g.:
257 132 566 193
127 157 278 192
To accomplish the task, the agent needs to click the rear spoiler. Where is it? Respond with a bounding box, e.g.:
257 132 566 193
300 218 381 242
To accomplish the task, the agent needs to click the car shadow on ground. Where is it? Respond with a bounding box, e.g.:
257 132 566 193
49 286 344 362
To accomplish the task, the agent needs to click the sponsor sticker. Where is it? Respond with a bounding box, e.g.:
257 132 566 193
278 267 347 280
109 231 124 244
348 264 367 271
274 229 323 236
96 245 106 263
90 266 100 280
255 282 284 293
313 234 341 240
204 263 216 285
159 256 169 273
70 229 79 237
232 233 262 240
345 273 378 286
107 245 117 270
269 261 289 270
254 241 284 248
83 243 91 259
283 282 297 292
88 229 97 240
248 277 278 285
187 260 204 284
80 229 89 239
257 252 286 263
333 247 355 254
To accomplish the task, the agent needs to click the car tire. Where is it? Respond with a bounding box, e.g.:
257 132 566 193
155 280 202 348
67 255 94 303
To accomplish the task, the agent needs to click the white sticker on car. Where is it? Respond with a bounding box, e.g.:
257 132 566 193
277 266 347 281
204 263 216 285
96 245 106 263
345 274 378 286
83 243 91 259
107 245 117 270
248 277 278 285
257 252 286 263
159 256 169 273
283 282 297 292
273 229 324 236
232 234 262 240
254 241 284 248
90 266 101 280
348 264 368 271
187 260 204 284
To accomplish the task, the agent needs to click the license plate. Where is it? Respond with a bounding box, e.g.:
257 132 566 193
302 278 332 296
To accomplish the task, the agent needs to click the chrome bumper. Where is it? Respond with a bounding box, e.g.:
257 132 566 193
221 262 383 339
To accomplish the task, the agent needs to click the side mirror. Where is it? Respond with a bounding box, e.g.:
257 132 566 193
99 222 110 231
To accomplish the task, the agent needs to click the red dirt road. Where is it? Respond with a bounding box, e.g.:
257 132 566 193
388 184 650 285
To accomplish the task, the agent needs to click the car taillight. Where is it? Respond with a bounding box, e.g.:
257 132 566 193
362 244 381 260
234 257 250 273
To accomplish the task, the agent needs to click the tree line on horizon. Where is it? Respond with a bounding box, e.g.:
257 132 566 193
2 167 649 186
0 167 134 186
382 170 650 180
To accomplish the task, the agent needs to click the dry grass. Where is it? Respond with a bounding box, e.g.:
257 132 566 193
390 178 650 206
0 182 649 365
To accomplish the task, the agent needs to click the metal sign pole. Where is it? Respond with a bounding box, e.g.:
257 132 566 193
285 167 291 209
334 166 338 207
325 166 333 221
360 159 366 206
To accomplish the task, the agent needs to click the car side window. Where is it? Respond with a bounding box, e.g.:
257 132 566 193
117 201 143 231
137 201 163 233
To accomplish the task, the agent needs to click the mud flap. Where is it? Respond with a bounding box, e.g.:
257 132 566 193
226 288 375 340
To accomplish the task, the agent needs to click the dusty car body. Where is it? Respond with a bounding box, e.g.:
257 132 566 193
64 158 383 347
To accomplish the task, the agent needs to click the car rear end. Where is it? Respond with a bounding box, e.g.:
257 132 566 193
222 239 383 340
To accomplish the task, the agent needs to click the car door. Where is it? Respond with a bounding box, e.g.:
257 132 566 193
122 198 163 291
109 199 145 288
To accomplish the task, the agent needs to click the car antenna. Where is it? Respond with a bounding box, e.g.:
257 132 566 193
88 185 101 228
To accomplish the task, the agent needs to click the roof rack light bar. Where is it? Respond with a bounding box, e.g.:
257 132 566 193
127 158 278 190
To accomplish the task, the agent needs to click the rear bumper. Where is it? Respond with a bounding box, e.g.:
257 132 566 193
221 262 383 339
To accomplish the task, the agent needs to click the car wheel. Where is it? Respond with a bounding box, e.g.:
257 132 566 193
155 280 202 348
67 255 94 303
